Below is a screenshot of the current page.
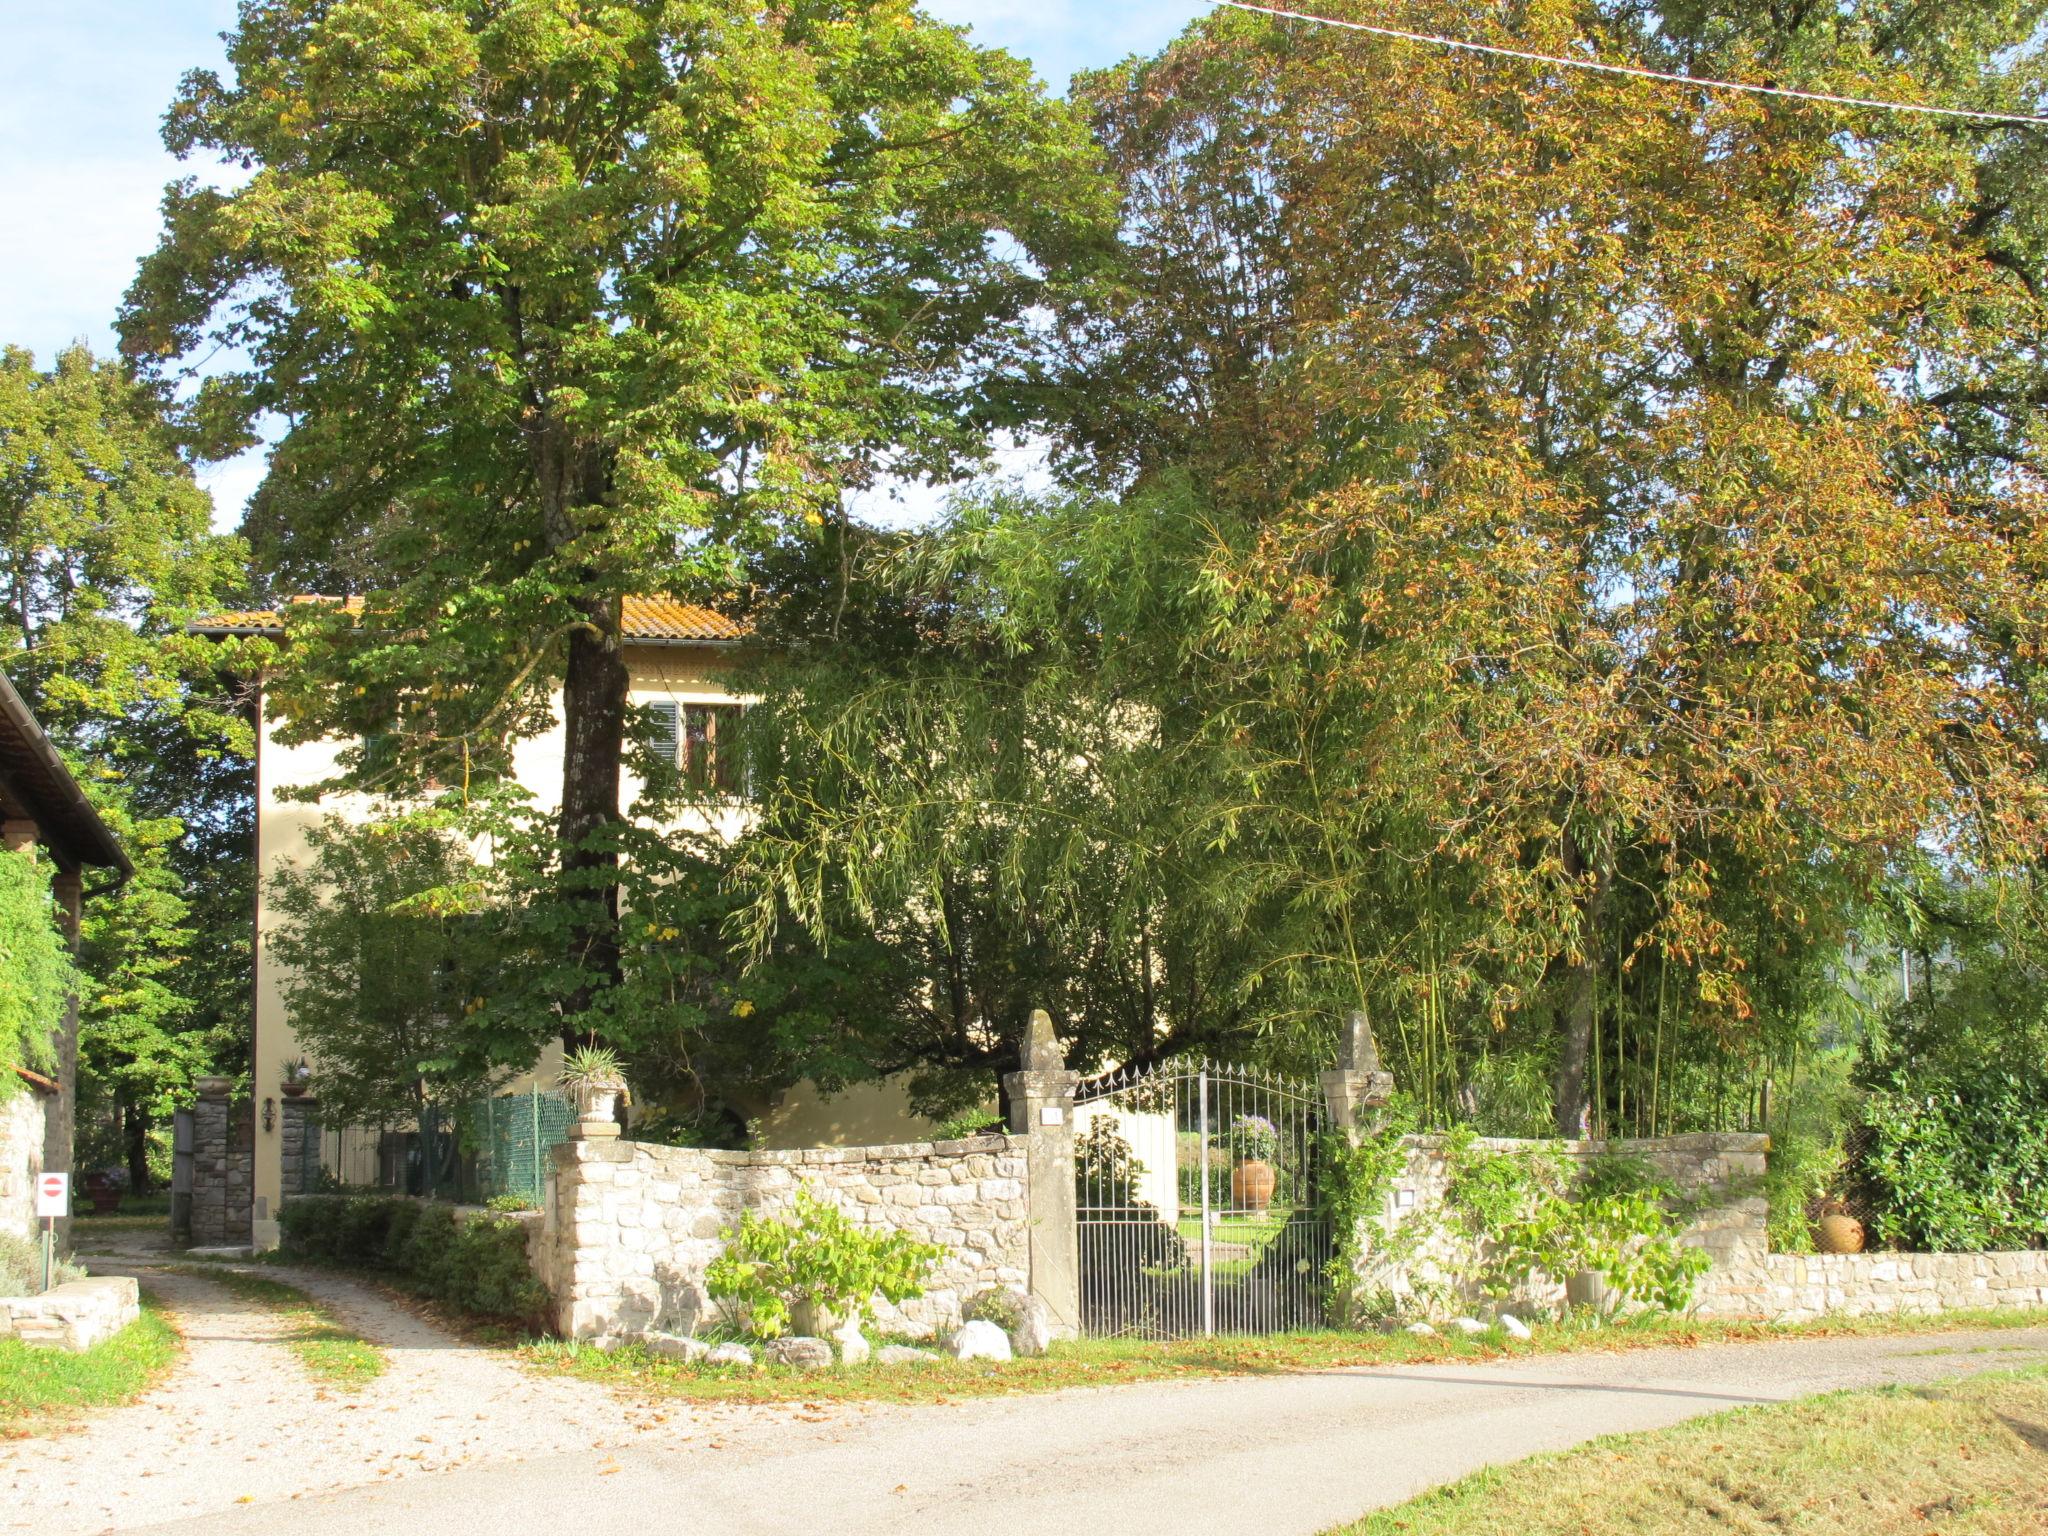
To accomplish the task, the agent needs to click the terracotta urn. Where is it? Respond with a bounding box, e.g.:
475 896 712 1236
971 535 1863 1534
1815 1212 1866 1255
1232 1159 1277 1212
281 1080 309 1099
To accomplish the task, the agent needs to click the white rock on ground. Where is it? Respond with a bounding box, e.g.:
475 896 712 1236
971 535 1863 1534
764 1337 834 1370
646 1332 709 1362
876 1344 940 1366
834 1317 871 1366
705 1341 755 1367
1009 1294 1057 1358
1449 1317 1487 1336
1403 1322 1437 1337
1498 1314 1533 1340
948 1319 1013 1362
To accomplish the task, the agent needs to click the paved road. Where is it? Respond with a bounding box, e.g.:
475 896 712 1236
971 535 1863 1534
125 1325 2048 1536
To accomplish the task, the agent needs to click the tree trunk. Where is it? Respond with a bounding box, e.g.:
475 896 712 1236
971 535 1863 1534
124 1099 151 1193
1551 834 1607 1138
537 424 629 1053
556 589 629 1050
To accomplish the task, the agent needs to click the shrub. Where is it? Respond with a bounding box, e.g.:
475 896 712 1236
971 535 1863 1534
706 1191 943 1339
0 1233 84 1298
1861 1069 2048 1250
276 1194 545 1324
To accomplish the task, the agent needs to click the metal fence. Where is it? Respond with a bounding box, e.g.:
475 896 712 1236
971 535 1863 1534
474 1089 576 1208
1075 1058 1331 1339
309 1089 574 1208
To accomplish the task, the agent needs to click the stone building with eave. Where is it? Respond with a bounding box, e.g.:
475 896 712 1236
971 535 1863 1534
0 667 131 1245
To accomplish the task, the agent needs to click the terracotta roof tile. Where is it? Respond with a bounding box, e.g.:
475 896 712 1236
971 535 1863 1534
193 595 748 643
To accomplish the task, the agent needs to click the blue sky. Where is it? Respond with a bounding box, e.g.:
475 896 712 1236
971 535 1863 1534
0 2 1200 526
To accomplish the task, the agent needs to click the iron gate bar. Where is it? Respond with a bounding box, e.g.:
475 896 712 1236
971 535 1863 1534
1074 1057 1331 1341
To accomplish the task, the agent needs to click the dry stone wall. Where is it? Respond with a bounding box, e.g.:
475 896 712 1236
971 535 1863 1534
187 1091 252 1246
1695 1234 2048 1321
0 1275 140 1350
538 1134 1031 1344
1353 1131 1768 1318
0 1088 50 1245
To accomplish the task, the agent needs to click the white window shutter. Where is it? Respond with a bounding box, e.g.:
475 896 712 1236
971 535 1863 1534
645 701 680 761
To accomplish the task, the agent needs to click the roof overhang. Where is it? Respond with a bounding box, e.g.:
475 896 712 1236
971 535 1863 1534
0 670 133 878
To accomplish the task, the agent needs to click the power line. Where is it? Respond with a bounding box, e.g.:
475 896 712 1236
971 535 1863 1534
1209 0 2048 127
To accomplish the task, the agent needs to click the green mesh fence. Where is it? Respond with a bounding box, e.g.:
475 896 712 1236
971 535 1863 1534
476 1089 577 1208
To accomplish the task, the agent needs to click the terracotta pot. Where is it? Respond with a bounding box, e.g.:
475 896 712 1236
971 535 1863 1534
1815 1212 1866 1254
1231 1159 1277 1211
281 1081 309 1098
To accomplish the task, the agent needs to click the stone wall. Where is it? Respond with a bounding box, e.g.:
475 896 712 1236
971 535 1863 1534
188 1086 252 1247
0 1086 51 1245
0 1275 140 1351
183 1086 320 1248
539 1134 1032 1344
1695 1233 2048 1322
1352 1131 1768 1317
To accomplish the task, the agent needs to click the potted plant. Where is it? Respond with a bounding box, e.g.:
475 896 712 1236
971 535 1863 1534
1225 1113 1279 1213
559 1044 629 1138
281 1056 313 1098
83 1165 128 1215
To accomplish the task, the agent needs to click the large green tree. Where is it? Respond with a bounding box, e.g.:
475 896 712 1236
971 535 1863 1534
0 344 253 1182
123 0 1109 1053
749 0 2048 1132
265 812 501 1130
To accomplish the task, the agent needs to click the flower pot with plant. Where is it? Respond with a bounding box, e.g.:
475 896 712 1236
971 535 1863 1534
1225 1114 1280 1212
559 1044 629 1138
281 1056 313 1098
83 1166 128 1214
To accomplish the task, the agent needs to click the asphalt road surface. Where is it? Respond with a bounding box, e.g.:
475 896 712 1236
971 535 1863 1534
118 1321 2048 1535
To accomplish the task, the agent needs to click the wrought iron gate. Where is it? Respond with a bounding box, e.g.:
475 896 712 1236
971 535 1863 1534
1075 1059 1332 1339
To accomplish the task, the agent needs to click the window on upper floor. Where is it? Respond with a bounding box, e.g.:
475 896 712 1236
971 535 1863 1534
643 700 747 797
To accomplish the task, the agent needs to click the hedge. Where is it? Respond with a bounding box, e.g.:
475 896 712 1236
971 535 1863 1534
276 1194 547 1325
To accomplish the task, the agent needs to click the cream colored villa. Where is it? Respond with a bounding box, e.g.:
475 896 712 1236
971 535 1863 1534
198 597 930 1247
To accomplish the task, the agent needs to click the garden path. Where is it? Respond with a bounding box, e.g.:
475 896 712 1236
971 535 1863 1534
3 1230 789 1536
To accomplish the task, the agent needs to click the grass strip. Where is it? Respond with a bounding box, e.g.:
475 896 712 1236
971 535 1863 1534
521 1304 2048 1407
0 1292 180 1437
166 1265 386 1391
1333 1362 2048 1535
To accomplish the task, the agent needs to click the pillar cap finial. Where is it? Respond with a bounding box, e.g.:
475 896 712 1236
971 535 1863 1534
1022 1007 1065 1073
1340 1009 1382 1075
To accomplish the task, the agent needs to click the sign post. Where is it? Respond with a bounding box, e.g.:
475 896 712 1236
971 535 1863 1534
34 1172 68 1293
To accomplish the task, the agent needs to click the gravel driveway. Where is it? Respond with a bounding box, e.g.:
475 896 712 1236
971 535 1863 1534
13 1231 2048 1536
2 1246 791 1535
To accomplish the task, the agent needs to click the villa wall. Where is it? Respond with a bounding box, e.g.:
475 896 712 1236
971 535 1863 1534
0 1085 51 1245
1693 1228 2048 1322
537 1134 1032 1344
1354 1131 1768 1317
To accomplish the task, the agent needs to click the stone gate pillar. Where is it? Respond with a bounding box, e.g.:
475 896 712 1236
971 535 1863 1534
1320 1010 1396 1142
1004 1009 1081 1338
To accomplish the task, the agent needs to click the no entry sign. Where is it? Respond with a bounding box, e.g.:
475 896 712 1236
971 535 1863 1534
35 1171 68 1218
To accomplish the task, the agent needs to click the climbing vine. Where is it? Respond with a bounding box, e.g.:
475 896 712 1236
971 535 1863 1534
1318 1120 1710 1321
0 849 76 1091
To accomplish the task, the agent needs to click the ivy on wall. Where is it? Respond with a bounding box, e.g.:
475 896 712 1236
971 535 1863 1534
1317 1119 1709 1322
0 848 77 1092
